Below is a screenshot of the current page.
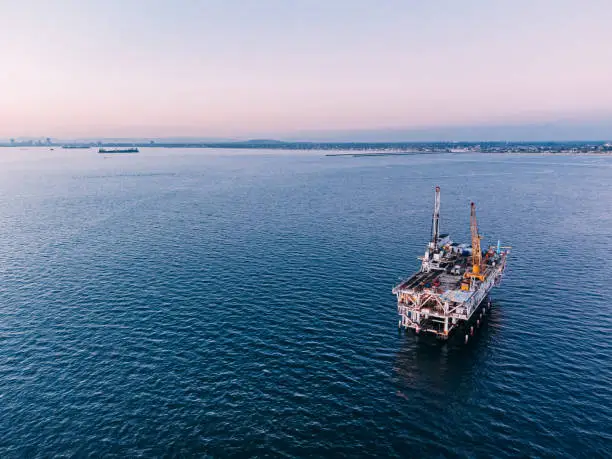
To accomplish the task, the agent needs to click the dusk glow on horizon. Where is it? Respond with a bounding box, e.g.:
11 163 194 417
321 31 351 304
1 0 611 139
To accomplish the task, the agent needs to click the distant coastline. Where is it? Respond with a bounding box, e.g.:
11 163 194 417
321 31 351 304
1 140 611 155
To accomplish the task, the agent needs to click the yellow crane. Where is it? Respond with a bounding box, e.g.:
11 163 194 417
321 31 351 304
470 202 482 274
462 202 485 288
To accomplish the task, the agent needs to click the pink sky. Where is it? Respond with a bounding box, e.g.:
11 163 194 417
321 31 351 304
1 0 611 139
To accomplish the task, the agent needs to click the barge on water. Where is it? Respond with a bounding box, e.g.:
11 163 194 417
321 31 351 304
98 147 139 154
392 187 509 341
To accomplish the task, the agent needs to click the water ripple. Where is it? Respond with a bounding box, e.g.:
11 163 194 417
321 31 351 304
0 150 611 457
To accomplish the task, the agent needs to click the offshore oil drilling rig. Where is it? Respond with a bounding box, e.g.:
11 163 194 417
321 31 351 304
392 187 509 342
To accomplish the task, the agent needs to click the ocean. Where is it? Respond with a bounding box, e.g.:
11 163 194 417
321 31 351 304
1 147 610 457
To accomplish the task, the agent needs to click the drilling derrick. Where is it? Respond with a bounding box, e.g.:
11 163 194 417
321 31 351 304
421 186 442 273
431 186 441 251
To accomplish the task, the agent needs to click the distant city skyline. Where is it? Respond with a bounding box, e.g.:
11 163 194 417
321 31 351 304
1 0 611 140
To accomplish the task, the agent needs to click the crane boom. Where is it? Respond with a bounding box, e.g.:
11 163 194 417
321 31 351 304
470 202 482 274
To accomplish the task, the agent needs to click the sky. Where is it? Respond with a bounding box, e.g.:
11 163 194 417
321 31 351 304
1 0 611 140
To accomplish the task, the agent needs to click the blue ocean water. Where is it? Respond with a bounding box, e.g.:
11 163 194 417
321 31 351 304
0 148 611 457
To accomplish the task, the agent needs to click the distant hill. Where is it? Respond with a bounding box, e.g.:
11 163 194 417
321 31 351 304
240 139 286 144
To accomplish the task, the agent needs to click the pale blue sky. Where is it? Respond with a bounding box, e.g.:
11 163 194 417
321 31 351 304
1 0 611 139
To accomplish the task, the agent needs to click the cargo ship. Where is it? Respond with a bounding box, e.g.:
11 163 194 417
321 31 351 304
392 187 509 342
98 148 139 154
